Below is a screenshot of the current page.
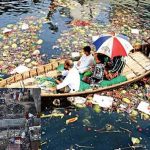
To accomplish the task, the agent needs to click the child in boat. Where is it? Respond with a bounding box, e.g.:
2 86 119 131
82 53 105 86
49 60 80 93
75 46 94 74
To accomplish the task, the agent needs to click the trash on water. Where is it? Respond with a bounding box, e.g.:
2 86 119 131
21 23 29 30
37 39 43 45
105 124 114 131
131 29 140 35
66 117 78 125
32 50 40 55
41 111 64 119
121 90 127 94
141 113 150 120
130 110 139 118
0 17 45 74
122 98 131 104
67 97 86 108
137 101 150 115
93 104 101 113
53 99 61 106
3 28 12 33
70 20 91 26
70 97 86 104
92 94 114 108
131 137 141 145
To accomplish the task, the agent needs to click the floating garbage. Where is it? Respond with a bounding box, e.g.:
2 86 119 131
66 117 78 125
2 28 12 34
131 137 141 145
21 23 29 30
130 110 138 118
0 16 46 74
53 99 60 106
32 50 40 55
68 97 86 105
93 104 101 113
137 101 150 115
131 29 140 35
105 124 113 131
92 94 114 108
70 20 91 26
53 0 150 57
41 110 64 119
122 98 131 104
141 113 150 120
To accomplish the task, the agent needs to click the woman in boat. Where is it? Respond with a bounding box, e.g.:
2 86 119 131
104 56 125 80
49 60 80 93
75 46 94 74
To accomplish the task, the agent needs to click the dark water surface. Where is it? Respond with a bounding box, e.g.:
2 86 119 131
41 107 150 150
0 0 149 58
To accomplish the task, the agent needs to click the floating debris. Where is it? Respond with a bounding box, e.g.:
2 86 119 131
65 76 150 121
0 16 46 74
41 110 64 119
66 117 78 125
131 137 141 145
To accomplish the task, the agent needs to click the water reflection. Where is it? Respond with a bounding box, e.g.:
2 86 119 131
32 0 42 3
46 1 58 33
0 0 30 15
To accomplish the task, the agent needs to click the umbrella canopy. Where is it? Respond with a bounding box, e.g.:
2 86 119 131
93 33 133 58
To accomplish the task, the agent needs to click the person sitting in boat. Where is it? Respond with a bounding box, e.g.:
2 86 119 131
50 60 80 93
104 56 125 80
75 46 94 74
56 60 70 81
82 53 105 86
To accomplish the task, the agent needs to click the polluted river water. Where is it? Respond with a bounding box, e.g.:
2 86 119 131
0 0 150 149
0 0 150 74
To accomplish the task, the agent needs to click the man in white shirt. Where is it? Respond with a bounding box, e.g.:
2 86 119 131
75 46 94 74
50 60 80 93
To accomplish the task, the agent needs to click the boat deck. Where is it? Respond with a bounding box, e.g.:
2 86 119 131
122 52 150 79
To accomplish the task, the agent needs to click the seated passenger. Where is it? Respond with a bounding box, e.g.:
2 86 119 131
50 60 80 93
104 56 125 80
75 46 94 74
82 53 105 86
56 60 70 81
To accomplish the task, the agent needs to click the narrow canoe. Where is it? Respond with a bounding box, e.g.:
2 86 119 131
0 51 149 97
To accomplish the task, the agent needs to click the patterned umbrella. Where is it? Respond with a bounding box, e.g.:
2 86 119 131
93 33 133 58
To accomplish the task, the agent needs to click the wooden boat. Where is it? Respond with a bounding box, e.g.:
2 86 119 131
0 51 149 97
